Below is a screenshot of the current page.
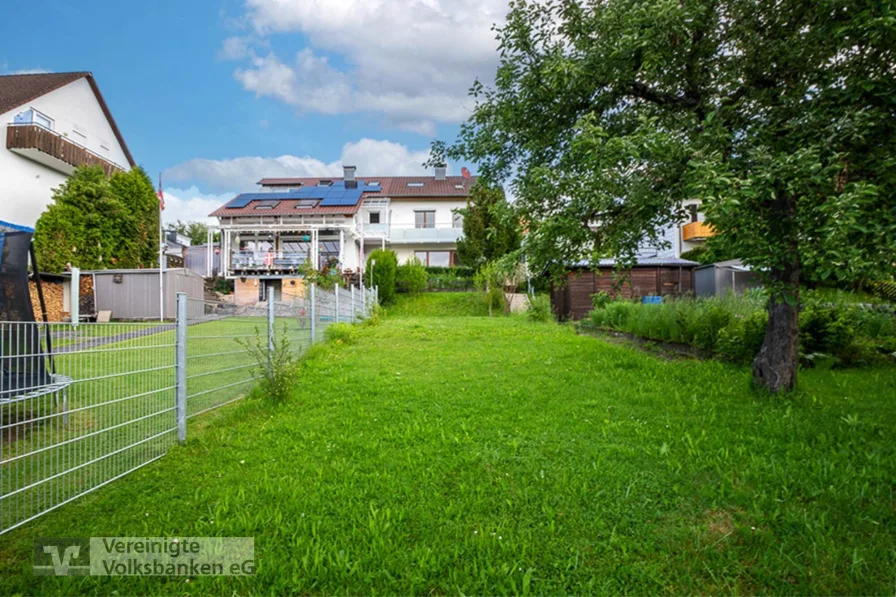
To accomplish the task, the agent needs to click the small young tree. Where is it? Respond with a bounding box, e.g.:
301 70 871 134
438 0 896 393
366 249 398 305
452 185 521 269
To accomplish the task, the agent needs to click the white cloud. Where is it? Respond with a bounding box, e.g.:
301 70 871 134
161 187 236 225
219 36 252 60
224 0 508 134
163 138 433 196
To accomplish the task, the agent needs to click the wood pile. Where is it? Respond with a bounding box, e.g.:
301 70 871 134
28 279 66 322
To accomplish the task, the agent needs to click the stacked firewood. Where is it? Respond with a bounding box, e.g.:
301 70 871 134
28 279 66 322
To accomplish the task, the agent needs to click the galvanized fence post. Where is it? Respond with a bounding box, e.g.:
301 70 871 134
310 283 317 343
351 285 356 322
175 292 187 444
335 284 340 323
267 286 275 363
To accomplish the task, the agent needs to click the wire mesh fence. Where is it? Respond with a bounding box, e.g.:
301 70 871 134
0 283 374 535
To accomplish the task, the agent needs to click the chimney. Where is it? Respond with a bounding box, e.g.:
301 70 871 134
434 164 447 181
343 165 356 182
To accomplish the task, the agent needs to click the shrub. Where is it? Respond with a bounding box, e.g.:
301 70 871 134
396 258 428 294
325 322 357 344
526 294 554 322
366 249 398 305
591 291 612 309
240 326 297 405
474 263 508 315
717 311 768 362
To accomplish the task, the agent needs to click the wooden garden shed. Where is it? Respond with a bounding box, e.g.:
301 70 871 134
551 257 699 321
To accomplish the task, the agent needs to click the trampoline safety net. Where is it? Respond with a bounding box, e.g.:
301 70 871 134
0 223 51 400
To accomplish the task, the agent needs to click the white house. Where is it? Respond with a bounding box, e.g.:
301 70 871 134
0 72 135 228
634 199 713 260
209 166 472 304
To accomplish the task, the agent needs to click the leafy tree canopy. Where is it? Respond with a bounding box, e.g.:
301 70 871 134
34 166 160 273
171 220 219 247
436 0 896 392
455 185 522 269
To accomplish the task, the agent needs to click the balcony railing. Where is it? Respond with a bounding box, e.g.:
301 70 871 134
386 226 463 244
229 251 309 273
6 123 127 176
682 221 714 242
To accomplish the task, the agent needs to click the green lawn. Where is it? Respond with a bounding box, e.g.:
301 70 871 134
1 313 894 594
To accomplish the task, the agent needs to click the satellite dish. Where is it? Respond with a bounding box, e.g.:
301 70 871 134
461 167 471 179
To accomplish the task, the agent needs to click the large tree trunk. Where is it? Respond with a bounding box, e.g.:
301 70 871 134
753 262 800 393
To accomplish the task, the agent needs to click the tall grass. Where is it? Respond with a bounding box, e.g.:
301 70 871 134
586 290 896 365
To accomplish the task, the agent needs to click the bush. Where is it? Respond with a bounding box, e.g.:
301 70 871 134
396 258 428 294
526 294 554 322
240 326 297 405
366 249 398 305
325 322 357 345
474 263 508 316
591 291 612 309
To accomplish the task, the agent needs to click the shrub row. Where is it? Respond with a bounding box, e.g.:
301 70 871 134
586 290 896 367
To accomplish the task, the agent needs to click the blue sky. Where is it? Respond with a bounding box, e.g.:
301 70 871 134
1 0 507 222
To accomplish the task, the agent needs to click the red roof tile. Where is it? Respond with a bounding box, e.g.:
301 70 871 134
0 71 135 167
255 176 476 197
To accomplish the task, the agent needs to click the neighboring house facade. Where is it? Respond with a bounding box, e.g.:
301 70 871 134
209 166 473 304
635 199 714 260
0 72 135 228
163 229 191 268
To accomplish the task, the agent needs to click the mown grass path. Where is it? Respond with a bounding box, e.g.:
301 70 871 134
1 315 894 594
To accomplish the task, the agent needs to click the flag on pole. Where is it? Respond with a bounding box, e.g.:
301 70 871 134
157 175 165 211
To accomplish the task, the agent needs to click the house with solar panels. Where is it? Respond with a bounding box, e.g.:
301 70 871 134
209 165 474 303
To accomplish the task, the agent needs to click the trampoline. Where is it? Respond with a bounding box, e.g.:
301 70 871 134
0 220 71 406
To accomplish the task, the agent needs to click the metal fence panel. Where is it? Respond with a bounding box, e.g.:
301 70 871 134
1 321 177 534
0 282 374 535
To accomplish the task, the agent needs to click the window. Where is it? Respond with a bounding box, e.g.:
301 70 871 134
415 210 436 229
428 251 451 267
294 200 318 209
32 109 53 130
368 211 381 224
407 182 425 188
414 251 453 267
687 204 699 223
255 200 280 210
452 212 464 228
317 180 333 186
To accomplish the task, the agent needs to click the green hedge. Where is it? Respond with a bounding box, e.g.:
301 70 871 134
424 266 475 277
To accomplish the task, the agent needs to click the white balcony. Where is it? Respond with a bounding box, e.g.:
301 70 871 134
229 251 309 275
384 226 463 244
